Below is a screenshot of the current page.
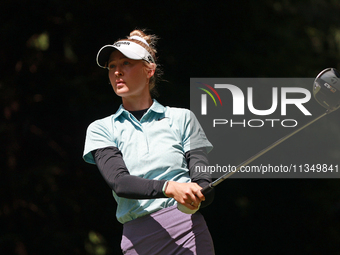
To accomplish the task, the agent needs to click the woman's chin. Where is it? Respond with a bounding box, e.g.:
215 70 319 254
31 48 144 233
115 89 130 97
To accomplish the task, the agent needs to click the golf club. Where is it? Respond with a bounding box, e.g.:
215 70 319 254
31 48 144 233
178 68 340 214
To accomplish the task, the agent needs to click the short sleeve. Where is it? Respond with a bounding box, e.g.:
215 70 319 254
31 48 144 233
83 119 116 164
182 110 213 153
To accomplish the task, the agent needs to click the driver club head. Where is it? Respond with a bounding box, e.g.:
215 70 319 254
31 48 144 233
313 68 340 112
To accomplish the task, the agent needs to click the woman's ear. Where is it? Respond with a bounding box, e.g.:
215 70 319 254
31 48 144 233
146 63 156 78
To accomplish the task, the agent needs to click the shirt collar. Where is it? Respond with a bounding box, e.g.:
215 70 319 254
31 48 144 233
149 99 166 114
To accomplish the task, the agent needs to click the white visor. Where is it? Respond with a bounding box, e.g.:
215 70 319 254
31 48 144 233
96 40 155 68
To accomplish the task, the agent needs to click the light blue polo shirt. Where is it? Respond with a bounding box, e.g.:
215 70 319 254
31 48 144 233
83 99 212 224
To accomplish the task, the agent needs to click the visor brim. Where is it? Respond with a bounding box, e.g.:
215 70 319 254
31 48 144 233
96 43 153 68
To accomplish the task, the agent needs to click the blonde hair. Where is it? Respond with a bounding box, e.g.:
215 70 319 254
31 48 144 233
118 29 162 96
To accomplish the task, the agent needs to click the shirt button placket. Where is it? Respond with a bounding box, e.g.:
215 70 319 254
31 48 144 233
130 114 149 157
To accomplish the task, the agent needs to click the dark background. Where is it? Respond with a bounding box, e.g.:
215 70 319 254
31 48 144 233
1 0 340 254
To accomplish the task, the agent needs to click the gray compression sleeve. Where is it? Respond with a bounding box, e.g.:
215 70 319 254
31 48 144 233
92 147 214 207
92 147 167 199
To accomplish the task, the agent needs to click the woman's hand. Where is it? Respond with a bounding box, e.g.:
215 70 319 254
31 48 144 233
164 181 205 210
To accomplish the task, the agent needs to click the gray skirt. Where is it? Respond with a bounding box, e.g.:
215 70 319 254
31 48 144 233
121 205 215 255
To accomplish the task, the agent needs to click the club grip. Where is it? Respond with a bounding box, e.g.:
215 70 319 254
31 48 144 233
201 183 214 195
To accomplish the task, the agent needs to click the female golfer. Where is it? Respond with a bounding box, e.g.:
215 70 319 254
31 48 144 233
83 29 215 254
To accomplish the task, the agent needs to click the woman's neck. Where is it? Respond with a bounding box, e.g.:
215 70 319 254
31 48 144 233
122 96 153 111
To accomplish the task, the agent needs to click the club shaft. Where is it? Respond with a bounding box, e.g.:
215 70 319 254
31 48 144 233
201 111 329 194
